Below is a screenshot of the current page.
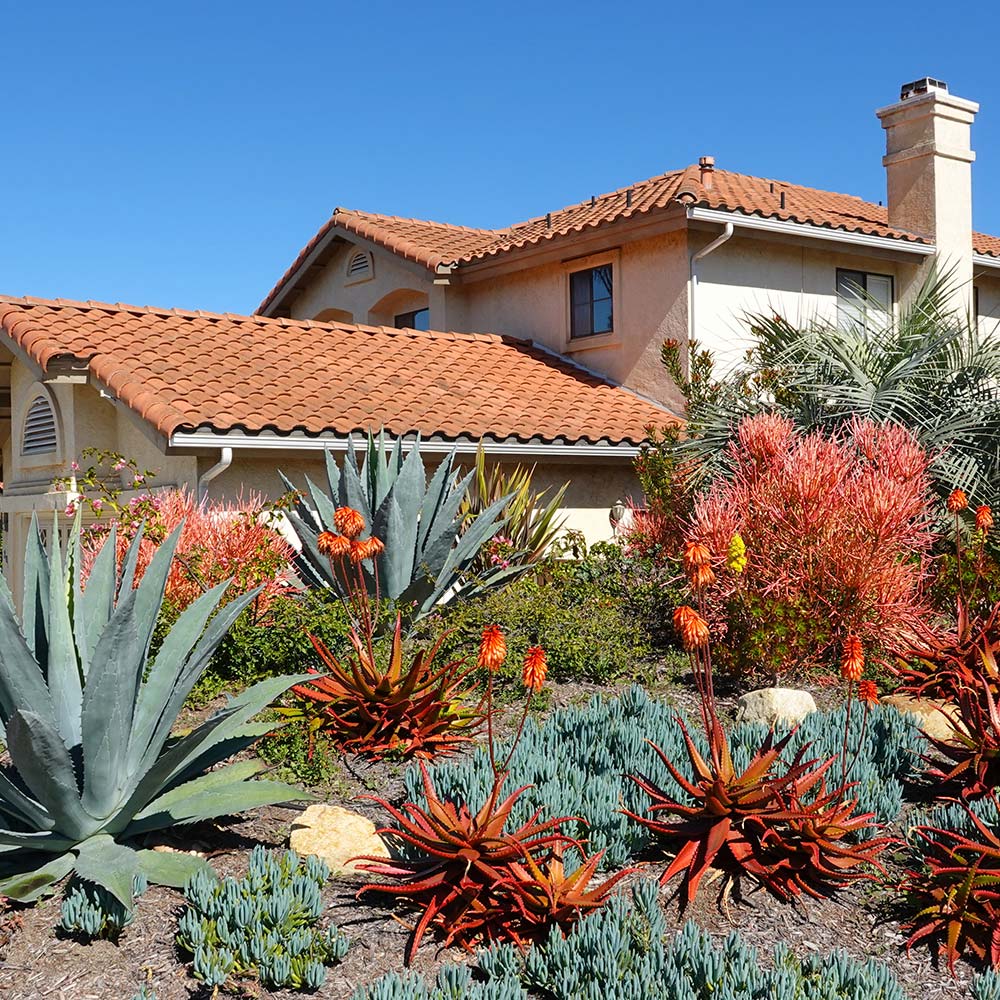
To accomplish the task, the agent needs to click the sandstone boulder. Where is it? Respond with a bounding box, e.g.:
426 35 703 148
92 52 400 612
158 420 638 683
735 688 817 727
880 693 962 743
289 804 389 875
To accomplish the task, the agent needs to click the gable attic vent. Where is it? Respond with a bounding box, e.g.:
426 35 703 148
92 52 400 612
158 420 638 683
346 250 373 280
21 394 57 456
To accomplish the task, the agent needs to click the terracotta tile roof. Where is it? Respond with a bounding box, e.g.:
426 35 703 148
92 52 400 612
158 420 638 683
262 164 1000 313
0 296 676 447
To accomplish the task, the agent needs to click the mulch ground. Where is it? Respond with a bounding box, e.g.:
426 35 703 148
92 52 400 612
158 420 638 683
0 672 978 1000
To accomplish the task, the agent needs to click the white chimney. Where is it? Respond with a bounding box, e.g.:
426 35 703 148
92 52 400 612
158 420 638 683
876 78 979 311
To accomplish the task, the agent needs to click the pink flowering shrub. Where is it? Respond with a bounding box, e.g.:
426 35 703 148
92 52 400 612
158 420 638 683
82 489 295 613
688 414 937 681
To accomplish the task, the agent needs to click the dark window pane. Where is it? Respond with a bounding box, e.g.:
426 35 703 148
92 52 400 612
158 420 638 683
394 308 430 330
570 270 591 308
592 264 613 299
592 297 613 334
571 302 592 338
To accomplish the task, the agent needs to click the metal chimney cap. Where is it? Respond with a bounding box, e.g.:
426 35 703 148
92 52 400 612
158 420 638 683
698 155 715 170
900 77 949 100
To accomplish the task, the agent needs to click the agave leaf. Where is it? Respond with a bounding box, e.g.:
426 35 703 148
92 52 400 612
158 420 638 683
21 513 51 664
118 673 312 823
0 573 58 731
130 524 183 664
305 474 338 533
0 770 54 831
6 710 95 838
117 521 146 599
129 586 261 779
323 448 342 505
136 847 212 888
340 442 372 525
46 513 83 749
80 588 145 818
128 767 306 835
376 496 412 600
0 850 75 902
73 522 118 677
417 455 455 552
74 833 140 909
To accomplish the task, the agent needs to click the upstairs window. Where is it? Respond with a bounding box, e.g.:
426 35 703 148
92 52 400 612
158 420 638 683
21 394 57 456
836 269 893 331
570 264 613 338
394 308 429 330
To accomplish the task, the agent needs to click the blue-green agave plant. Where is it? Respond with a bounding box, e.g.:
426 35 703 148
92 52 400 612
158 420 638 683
281 432 518 621
0 513 309 908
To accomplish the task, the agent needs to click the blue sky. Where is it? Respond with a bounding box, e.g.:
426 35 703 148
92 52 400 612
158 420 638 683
2 0 998 315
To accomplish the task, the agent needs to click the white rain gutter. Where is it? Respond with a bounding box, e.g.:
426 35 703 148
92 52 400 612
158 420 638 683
197 446 233 501
688 221 734 345
974 253 1000 271
686 206 937 256
170 431 642 460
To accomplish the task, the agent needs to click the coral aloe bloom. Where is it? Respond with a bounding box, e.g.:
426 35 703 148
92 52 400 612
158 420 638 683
976 505 994 531
673 606 710 651
840 635 864 682
478 625 507 673
682 541 712 573
357 536 385 561
318 532 351 559
522 646 548 692
334 506 366 539
857 680 879 705
689 563 717 589
947 489 969 513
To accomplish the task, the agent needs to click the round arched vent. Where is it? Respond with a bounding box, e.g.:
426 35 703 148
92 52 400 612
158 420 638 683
21 395 57 456
346 250 372 280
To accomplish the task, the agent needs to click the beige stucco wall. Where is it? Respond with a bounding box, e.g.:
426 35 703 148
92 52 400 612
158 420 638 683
200 452 640 548
288 242 435 327
692 233 925 372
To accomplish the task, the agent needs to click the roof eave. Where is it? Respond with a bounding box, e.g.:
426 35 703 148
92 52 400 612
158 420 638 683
168 427 649 459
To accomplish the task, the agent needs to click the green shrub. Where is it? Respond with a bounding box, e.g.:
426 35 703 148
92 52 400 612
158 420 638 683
405 688 919 870
357 880 912 999
432 543 670 684
177 847 349 992
188 592 352 706
256 716 345 789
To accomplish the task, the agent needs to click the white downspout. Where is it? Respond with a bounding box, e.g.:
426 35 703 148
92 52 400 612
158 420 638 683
197 447 232 503
688 221 734 355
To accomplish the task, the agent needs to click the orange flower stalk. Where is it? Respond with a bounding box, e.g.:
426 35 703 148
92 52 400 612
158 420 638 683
318 531 351 559
840 635 864 682
689 563 717 590
478 626 507 673
673 606 710 651
334 506 366 539
977 505 994 532
683 541 712 574
857 680 879 706
358 536 385 561
522 646 548 692
947 489 969 513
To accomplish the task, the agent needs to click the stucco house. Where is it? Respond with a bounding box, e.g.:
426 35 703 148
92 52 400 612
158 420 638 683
0 76 996 581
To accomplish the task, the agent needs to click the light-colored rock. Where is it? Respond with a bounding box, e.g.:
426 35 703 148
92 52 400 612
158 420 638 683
289 804 389 875
735 688 817 727
880 694 963 742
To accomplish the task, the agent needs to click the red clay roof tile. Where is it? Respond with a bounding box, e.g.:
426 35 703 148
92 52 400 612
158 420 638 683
0 296 676 447
259 165 1000 314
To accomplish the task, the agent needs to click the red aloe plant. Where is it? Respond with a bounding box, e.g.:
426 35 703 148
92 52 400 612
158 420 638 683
355 763 576 962
279 509 484 760
356 630 632 961
281 616 483 759
688 415 935 681
902 801 1000 972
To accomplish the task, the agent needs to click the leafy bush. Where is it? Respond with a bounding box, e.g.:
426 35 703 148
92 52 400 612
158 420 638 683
688 414 936 681
407 688 918 872
59 873 147 940
190 592 353 706
433 544 665 684
0 514 306 907
256 718 344 789
177 847 349 991
280 432 515 622
357 880 913 999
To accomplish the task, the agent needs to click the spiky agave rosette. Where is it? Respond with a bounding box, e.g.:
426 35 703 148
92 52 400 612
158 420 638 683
0 512 309 908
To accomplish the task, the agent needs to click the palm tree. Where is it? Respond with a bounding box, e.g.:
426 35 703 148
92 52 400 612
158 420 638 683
683 270 1000 508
